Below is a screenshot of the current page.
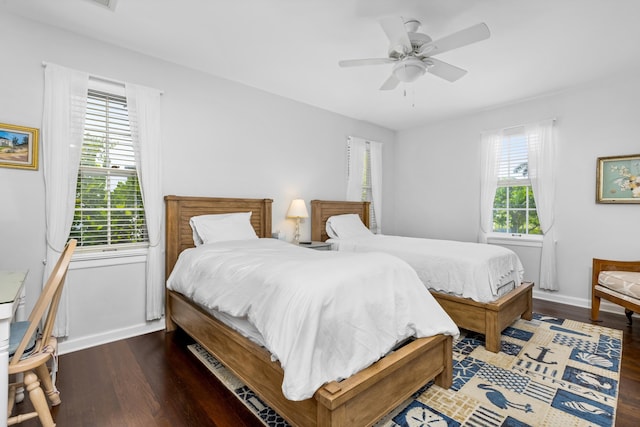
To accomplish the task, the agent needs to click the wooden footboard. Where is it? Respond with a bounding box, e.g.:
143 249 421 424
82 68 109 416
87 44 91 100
169 290 452 427
432 282 533 353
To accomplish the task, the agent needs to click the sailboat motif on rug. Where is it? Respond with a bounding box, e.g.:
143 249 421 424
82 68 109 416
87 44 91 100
188 313 622 427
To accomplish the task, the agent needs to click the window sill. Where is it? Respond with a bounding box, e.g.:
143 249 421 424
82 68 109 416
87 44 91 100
70 246 148 269
487 233 543 248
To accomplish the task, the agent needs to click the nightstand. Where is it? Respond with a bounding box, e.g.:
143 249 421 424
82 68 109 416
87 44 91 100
298 241 332 251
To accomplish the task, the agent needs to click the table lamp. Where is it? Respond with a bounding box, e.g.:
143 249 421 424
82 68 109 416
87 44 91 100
286 199 308 244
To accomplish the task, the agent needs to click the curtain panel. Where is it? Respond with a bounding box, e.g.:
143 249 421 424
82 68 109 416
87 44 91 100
42 63 89 337
346 136 366 201
126 84 164 320
369 141 383 234
479 131 501 243
526 119 558 290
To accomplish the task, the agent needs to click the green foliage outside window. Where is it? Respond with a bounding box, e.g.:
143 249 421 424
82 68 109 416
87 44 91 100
70 125 147 248
72 172 146 246
493 185 541 234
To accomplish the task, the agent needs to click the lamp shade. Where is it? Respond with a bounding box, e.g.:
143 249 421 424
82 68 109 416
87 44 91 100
287 199 308 218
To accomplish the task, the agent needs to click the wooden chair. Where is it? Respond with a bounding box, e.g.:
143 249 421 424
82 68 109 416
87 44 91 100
7 239 77 427
591 258 640 325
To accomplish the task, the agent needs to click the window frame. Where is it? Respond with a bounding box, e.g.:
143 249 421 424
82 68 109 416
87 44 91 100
70 80 149 253
347 138 378 232
491 128 541 238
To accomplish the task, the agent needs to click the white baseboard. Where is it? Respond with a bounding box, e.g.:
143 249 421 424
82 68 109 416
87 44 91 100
58 318 165 355
533 289 637 318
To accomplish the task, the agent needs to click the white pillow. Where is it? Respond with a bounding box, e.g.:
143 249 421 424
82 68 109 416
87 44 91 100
326 214 373 239
190 212 258 245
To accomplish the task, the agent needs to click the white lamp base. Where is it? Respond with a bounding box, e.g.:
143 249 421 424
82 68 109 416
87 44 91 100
293 218 301 244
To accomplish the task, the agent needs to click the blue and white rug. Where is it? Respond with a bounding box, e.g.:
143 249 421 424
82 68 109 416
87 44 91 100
188 313 622 427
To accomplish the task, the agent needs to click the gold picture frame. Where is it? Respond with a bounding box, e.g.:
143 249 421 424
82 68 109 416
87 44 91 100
0 122 39 170
596 154 640 204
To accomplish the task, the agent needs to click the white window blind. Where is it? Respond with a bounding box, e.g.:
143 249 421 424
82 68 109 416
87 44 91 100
70 89 148 248
497 128 529 186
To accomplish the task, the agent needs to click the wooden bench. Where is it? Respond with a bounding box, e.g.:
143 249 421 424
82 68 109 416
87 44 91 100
591 258 640 324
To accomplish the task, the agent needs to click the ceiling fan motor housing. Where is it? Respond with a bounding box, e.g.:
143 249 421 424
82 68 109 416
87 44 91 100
388 31 432 58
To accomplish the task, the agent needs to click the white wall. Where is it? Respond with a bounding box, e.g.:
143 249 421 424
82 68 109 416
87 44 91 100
393 70 640 310
0 13 395 352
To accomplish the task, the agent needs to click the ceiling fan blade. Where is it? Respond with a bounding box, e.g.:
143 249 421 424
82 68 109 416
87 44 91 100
379 16 412 55
424 58 467 82
379 74 400 90
338 58 395 67
418 23 490 57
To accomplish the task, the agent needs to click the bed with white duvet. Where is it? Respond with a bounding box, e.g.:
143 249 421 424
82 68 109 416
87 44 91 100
329 236 523 304
310 199 534 354
166 237 459 401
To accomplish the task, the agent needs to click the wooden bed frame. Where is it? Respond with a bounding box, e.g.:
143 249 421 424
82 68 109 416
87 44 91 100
164 195 453 427
310 199 533 353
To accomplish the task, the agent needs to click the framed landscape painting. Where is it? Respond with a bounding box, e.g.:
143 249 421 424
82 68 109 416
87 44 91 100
0 122 39 170
596 154 640 203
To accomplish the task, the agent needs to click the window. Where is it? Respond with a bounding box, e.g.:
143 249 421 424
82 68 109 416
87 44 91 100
70 88 148 248
492 129 541 235
347 140 378 232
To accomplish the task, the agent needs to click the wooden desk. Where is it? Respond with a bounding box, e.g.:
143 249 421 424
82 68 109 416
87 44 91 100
0 270 27 426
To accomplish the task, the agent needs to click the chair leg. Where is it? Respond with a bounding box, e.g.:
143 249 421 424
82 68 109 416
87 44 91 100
23 371 56 427
625 309 634 325
591 295 602 322
34 364 61 406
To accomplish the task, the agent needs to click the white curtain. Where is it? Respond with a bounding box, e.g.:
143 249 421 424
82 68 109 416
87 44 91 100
479 131 501 243
526 120 558 290
42 64 89 337
369 141 383 234
346 136 366 201
126 84 164 320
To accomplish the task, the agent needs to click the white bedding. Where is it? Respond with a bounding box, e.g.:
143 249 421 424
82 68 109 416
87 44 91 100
166 238 459 401
328 235 524 303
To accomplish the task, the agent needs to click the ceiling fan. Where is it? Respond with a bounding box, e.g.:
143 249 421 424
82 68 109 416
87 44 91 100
339 17 490 90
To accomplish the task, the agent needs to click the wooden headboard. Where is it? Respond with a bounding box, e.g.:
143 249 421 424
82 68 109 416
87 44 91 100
164 195 273 277
310 200 370 242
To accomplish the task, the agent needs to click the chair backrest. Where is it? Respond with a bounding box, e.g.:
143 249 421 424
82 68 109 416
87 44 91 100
9 239 77 365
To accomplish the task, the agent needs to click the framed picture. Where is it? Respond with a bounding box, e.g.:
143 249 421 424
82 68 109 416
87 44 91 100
596 154 640 203
0 122 39 170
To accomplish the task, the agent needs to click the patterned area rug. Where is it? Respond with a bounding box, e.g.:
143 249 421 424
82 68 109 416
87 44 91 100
187 313 622 427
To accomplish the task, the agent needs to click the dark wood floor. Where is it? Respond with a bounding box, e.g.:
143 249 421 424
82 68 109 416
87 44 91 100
16 299 640 426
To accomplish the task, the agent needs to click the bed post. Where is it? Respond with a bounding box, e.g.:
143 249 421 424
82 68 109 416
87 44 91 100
164 196 180 331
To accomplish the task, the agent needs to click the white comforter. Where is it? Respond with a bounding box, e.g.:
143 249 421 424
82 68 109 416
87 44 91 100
328 235 524 303
166 238 459 401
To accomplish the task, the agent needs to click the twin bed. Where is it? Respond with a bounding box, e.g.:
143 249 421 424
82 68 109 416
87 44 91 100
310 199 533 353
164 195 457 427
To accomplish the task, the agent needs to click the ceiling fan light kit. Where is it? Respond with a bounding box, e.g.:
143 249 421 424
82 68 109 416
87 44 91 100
339 17 491 90
393 57 426 83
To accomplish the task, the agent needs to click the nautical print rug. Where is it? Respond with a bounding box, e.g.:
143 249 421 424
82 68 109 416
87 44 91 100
187 313 622 427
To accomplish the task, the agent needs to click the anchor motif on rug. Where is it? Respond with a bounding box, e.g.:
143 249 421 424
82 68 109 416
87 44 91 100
478 384 533 413
525 346 558 364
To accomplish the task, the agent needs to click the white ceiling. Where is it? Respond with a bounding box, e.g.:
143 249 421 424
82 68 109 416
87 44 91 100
4 0 640 130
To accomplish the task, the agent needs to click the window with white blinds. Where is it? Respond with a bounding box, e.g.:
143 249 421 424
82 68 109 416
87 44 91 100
70 88 148 248
493 128 540 235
